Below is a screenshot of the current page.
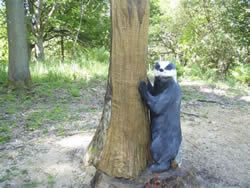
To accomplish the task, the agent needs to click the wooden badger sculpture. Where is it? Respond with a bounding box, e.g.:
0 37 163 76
139 61 182 173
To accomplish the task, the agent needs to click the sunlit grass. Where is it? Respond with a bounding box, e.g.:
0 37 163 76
0 54 109 87
0 64 8 83
31 59 108 85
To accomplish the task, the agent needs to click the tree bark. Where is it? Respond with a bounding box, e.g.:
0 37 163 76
85 0 151 179
6 0 32 88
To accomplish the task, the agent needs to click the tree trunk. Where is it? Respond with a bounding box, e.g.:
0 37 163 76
6 0 32 88
27 42 32 62
85 0 151 179
61 35 64 62
33 0 45 61
35 34 45 61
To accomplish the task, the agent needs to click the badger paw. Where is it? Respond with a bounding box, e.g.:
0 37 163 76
149 162 171 173
138 81 148 101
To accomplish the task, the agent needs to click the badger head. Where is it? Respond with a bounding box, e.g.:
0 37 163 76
154 61 177 82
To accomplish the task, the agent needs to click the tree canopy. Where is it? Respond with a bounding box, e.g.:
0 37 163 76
149 0 249 81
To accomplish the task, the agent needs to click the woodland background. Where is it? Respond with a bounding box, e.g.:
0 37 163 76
0 0 249 84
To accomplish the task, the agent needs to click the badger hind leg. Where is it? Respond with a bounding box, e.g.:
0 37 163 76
171 142 183 169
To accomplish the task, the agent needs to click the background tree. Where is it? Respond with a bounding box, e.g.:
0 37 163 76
6 0 31 88
85 0 151 179
24 0 58 61
0 2 8 64
24 0 110 61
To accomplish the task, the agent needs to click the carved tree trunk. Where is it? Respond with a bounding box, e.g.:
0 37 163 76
6 0 32 88
85 0 151 179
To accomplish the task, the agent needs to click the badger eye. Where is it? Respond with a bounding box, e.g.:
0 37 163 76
165 64 172 70
155 63 160 70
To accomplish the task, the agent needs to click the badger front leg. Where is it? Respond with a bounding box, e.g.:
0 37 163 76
138 81 149 102
147 77 154 94
139 81 171 115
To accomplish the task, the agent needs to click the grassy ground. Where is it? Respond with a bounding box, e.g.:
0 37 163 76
0 58 109 145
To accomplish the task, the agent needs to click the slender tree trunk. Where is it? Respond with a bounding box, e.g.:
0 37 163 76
33 0 45 61
85 0 151 179
35 34 45 61
73 0 85 60
61 35 64 62
6 0 32 88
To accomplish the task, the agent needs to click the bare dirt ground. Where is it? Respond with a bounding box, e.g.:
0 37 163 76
0 81 249 188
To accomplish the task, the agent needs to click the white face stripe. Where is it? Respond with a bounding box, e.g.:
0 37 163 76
157 61 170 69
154 69 177 77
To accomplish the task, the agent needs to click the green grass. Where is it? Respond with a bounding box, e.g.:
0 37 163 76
47 174 56 185
0 65 7 84
0 124 12 144
0 125 11 133
70 87 81 97
0 169 12 183
56 126 66 136
0 53 109 87
31 58 108 86
24 181 41 188
0 54 109 144
0 135 11 144
23 104 70 131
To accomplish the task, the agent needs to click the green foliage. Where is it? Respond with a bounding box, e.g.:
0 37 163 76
175 63 184 78
218 0 249 47
0 4 8 64
27 0 110 60
84 47 110 63
149 0 249 83
231 64 250 83
0 0 110 62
